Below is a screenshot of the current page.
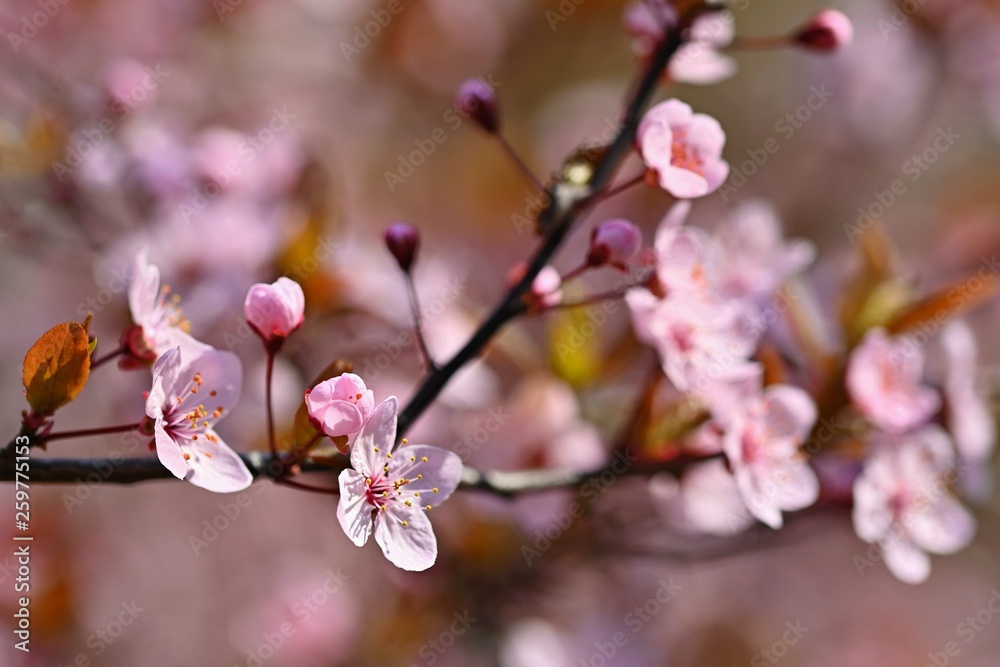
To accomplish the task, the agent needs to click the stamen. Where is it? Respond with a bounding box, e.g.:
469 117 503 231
183 453 191 460
425 505 431 510
374 447 380 453
421 456 428 462
401 520 408 527
432 487 439 493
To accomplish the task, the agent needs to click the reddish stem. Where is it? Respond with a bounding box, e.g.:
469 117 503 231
90 345 126 370
42 423 141 443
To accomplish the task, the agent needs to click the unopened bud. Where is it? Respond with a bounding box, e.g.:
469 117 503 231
384 222 420 272
454 78 499 134
587 219 642 269
794 9 853 52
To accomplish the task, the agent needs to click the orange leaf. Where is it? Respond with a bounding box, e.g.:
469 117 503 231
887 271 999 335
22 314 92 414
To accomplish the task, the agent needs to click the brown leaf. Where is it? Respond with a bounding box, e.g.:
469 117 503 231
887 271 999 335
22 314 92 414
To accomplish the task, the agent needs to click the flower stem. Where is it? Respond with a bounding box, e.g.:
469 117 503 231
265 351 278 459
538 288 632 312
725 35 792 51
405 273 438 372
41 423 141 443
90 345 126 370
274 477 339 495
600 172 646 200
492 134 545 192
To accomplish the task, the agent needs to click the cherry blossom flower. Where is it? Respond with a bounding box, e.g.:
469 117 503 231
852 426 976 583
636 99 729 198
337 397 463 571
244 277 305 347
846 328 940 434
305 373 375 439
145 346 252 493
124 247 196 367
710 199 816 301
670 11 737 85
722 383 819 528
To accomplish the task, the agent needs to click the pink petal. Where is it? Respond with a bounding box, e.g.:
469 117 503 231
154 419 188 480
883 538 931 584
128 246 161 325
764 385 818 441
374 504 438 571
350 396 398 476
908 496 976 555
180 430 253 493
660 166 709 198
771 461 820 512
391 444 464 504
686 113 727 156
337 469 374 547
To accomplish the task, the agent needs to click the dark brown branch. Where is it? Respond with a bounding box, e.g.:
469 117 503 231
0 450 720 496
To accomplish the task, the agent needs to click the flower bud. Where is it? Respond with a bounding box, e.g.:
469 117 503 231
587 219 642 269
244 277 305 348
794 9 853 52
454 78 499 134
384 222 420 273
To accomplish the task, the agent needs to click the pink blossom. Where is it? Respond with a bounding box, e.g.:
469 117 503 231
711 199 816 301
650 460 754 536
853 426 976 583
305 373 375 439
337 397 463 571
670 12 737 85
846 328 940 434
624 0 678 60
244 277 305 345
941 320 995 464
126 247 195 365
587 219 642 269
636 99 729 198
639 294 760 392
722 384 819 528
145 346 252 493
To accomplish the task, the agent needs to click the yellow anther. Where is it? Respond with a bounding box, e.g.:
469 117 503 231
432 487 439 493
421 456 428 462
401 520 408 527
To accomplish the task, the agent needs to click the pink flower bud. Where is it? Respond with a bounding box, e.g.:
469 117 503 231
587 219 642 269
794 9 853 52
305 373 375 438
384 222 420 273
454 78 499 134
244 277 305 347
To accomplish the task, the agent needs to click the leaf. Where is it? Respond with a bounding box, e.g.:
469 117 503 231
838 222 905 345
547 305 601 387
887 271 999 335
22 314 92 414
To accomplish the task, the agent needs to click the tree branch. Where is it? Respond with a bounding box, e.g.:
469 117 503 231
0 450 720 496
395 15 691 439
